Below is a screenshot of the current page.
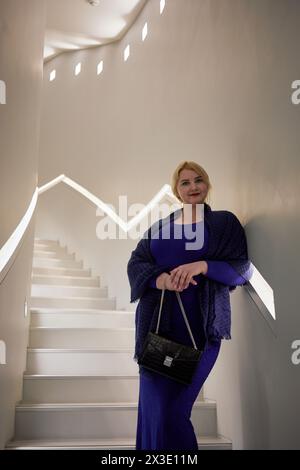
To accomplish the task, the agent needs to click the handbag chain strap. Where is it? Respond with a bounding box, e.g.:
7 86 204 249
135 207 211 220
155 289 198 350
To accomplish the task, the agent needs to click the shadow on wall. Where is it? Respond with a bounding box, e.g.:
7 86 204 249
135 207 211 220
239 210 300 449
237 314 272 449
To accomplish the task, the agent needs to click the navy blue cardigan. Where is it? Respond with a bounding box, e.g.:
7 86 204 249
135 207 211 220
127 203 253 361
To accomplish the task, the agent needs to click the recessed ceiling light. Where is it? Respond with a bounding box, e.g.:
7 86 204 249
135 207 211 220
124 45 130 62
142 23 148 41
97 60 103 75
49 70 56 82
160 0 166 15
75 62 82 76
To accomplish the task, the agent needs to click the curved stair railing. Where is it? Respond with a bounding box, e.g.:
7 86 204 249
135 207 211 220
0 175 276 326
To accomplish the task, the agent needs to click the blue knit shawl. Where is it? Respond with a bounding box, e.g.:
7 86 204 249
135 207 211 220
127 203 253 361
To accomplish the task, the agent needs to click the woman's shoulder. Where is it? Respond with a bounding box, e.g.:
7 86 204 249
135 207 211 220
205 208 245 234
209 207 239 221
211 210 245 235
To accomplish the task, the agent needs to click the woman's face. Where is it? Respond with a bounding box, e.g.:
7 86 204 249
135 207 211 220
176 169 208 205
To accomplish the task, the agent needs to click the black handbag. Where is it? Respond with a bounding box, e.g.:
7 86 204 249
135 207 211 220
138 289 203 385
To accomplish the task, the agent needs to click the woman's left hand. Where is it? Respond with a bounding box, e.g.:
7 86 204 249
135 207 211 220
169 261 208 291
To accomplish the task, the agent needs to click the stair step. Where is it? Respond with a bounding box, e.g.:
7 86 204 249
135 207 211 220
13 401 217 440
26 348 138 375
32 275 100 287
30 309 135 328
28 327 135 348
33 250 75 260
22 375 140 403
33 267 91 277
33 258 83 269
6 436 232 450
30 296 115 309
31 285 108 299
34 239 60 247
22 375 204 403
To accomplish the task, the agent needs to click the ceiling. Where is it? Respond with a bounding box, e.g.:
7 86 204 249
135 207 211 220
44 0 148 62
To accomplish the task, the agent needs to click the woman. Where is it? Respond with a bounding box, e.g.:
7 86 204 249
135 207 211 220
127 161 253 451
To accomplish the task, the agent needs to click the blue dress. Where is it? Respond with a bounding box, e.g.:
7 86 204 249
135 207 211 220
136 219 245 450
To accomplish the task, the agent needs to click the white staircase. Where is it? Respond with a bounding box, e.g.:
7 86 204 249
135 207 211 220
7 239 231 450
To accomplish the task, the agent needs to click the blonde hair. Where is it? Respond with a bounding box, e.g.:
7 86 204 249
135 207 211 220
171 161 212 203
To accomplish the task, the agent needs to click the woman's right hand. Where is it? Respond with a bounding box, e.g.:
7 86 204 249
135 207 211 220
156 273 191 292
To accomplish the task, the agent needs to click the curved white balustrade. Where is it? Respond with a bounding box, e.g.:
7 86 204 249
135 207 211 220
0 175 275 321
0 176 177 277
0 188 38 276
38 175 179 232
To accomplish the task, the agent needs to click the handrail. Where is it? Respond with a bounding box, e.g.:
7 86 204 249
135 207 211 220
0 188 38 280
0 176 178 278
39 175 179 232
0 175 275 322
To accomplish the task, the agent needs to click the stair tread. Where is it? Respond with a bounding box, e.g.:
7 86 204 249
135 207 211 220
33 257 79 262
28 347 134 352
33 266 89 271
30 308 134 314
33 253 70 257
32 275 99 281
6 435 232 449
16 400 216 410
29 323 133 327
32 282 107 288
34 238 59 241
30 295 112 300
23 374 139 379
29 326 134 331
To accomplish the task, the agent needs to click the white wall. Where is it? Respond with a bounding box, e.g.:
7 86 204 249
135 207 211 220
201 0 300 450
37 0 300 448
0 0 46 449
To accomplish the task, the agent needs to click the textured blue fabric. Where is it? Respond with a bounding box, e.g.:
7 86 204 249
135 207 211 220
206 260 246 285
149 259 245 288
148 220 246 288
147 220 246 350
127 203 253 362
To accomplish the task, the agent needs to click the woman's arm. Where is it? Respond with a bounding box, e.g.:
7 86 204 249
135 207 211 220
168 260 247 290
204 260 246 286
148 272 189 291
